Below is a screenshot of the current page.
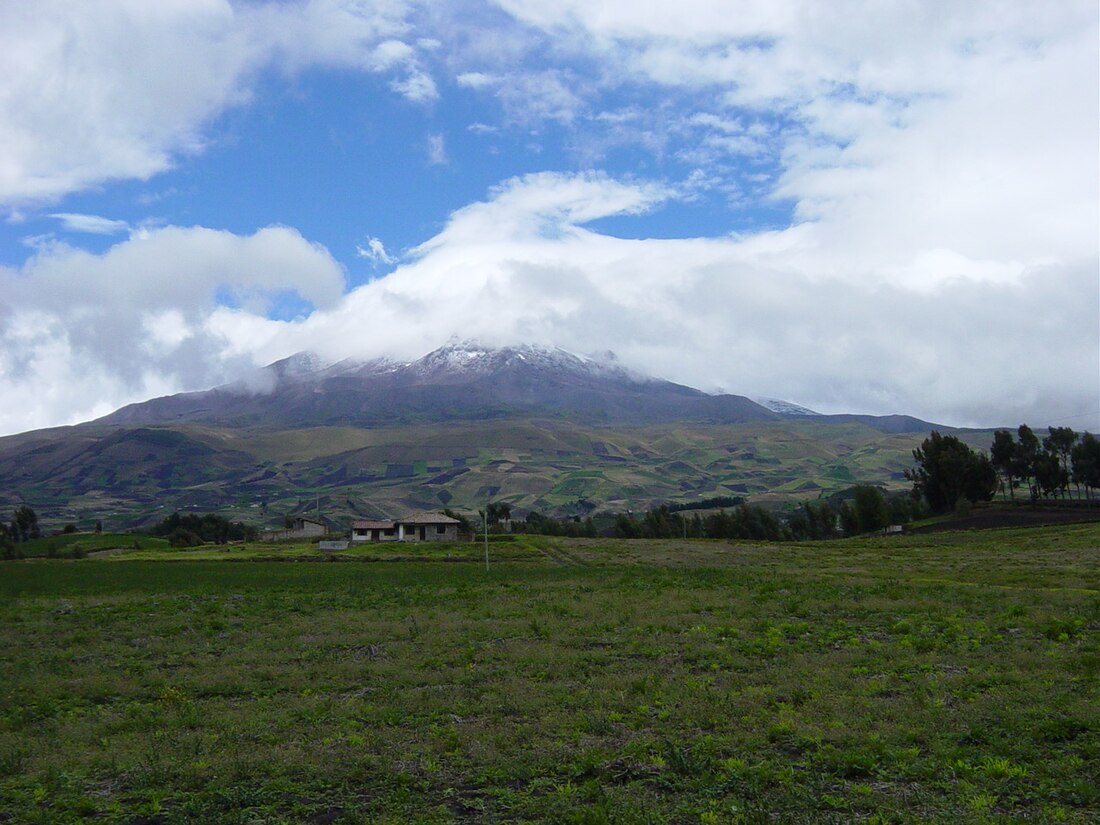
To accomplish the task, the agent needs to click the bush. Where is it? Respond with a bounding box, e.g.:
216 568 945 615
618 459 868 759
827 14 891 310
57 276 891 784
167 527 204 548
151 512 257 544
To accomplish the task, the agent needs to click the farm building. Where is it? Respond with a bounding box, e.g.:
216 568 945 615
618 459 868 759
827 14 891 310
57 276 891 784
351 513 461 543
260 517 329 542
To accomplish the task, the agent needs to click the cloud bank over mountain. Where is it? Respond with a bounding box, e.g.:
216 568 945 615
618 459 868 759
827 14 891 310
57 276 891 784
0 1 1095 435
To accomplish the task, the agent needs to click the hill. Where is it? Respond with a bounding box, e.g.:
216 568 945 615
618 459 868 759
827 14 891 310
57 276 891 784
0 343 954 530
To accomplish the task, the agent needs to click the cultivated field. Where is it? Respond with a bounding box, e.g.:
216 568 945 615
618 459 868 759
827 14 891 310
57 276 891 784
2 525 1097 823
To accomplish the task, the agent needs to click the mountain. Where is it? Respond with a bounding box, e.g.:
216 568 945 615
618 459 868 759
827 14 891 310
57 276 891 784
0 342 952 530
97 342 784 429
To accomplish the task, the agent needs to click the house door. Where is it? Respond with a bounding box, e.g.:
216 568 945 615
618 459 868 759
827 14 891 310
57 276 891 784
419 526 426 540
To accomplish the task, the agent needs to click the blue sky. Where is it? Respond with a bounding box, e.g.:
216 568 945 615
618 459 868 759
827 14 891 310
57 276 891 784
0 1 1097 435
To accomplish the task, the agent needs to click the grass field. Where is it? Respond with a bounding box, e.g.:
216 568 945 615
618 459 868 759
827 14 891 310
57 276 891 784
13 532 172 558
1 525 1097 823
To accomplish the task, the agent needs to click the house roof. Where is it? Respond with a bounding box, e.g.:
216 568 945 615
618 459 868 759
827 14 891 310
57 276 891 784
352 513 461 529
397 513 461 525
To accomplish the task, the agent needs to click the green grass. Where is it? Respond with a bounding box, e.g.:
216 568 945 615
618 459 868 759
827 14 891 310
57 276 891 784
1 524 1097 823
14 532 171 558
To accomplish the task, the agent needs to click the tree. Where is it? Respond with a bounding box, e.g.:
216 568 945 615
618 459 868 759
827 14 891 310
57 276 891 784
906 431 997 514
613 512 642 538
1033 451 1068 499
1014 425 1041 499
839 501 861 535
852 485 890 533
485 501 512 527
443 508 473 535
1072 432 1100 501
150 512 256 544
1044 427 1078 498
788 501 838 540
0 521 16 560
10 505 40 543
990 429 1018 500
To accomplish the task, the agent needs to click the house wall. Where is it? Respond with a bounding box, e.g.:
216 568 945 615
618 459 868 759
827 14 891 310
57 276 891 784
261 521 328 542
400 523 458 542
351 527 399 543
351 523 458 542
295 521 326 537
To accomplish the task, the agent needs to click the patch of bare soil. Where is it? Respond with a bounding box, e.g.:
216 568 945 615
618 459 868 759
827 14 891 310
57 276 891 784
910 505 1100 533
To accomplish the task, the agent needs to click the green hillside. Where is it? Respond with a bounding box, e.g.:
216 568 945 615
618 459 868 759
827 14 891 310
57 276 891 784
0 418 994 532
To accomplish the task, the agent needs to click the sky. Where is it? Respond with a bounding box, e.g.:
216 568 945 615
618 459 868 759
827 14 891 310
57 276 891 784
0 0 1097 437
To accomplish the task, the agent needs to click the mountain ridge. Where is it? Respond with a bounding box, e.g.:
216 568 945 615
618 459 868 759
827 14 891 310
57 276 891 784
96 341 785 429
95 341 939 434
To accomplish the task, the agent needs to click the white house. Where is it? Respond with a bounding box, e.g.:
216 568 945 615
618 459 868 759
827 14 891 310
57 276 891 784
351 513 461 543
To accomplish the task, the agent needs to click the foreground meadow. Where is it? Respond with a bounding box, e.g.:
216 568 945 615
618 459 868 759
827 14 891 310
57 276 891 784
1 526 1097 823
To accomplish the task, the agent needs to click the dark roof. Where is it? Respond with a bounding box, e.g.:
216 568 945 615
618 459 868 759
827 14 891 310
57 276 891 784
397 513 461 525
352 513 460 529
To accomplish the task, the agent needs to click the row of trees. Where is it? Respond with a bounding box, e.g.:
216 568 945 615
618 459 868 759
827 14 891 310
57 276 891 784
607 487 915 542
990 425 1099 501
611 503 786 541
907 426 1100 515
517 511 600 538
508 483 922 543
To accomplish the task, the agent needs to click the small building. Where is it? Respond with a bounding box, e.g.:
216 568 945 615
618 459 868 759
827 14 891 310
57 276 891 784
351 513 460 543
260 517 329 542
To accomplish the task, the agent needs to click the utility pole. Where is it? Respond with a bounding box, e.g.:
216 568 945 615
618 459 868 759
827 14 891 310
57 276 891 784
482 505 489 571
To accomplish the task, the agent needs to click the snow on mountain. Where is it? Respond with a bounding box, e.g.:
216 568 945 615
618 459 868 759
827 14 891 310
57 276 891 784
754 398 821 416
331 340 645 385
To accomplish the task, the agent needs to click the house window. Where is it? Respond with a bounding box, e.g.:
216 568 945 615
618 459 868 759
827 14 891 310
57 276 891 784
383 528 395 536
436 525 446 534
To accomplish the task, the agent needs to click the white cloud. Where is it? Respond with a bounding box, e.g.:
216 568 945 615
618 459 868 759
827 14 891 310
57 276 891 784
0 2 1095 437
391 69 439 102
426 134 448 165
50 213 131 235
197 173 1100 430
0 224 345 434
456 71 497 89
0 172 1095 436
356 236 395 265
481 1 1098 275
0 0 428 205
